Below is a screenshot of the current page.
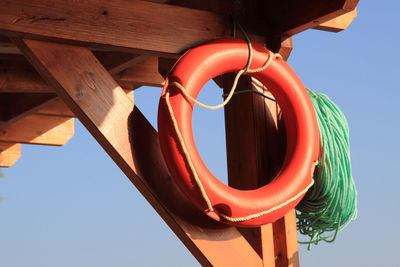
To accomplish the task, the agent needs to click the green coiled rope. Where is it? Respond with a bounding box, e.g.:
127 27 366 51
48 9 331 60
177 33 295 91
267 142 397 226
296 88 358 249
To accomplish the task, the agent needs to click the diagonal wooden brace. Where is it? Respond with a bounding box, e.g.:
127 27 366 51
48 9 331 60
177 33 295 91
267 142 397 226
15 38 266 266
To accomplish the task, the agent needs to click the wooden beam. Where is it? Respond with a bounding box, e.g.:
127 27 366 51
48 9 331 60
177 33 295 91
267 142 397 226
0 142 21 167
0 54 161 92
278 36 293 61
0 0 236 57
117 56 165 88
36 98 74 117
0 36 20 54
93 51 149 76
0 54 54 93
0 93 58 129
273 210 299 267
151 0 359 36
0 0 360 59
0 114 74 146
222 74 276 266
315 8 357 32
252 76 299 267
16 39 264 266
220 31 299 265
261 0 359 35
147 0 236 14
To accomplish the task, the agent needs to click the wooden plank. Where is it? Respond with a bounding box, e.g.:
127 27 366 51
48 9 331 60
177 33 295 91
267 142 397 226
16 38 263 266
0 93 58 129
222 74 276 267
0 114 74 146
221 33 298 265
261 0 359 35
0 35 20 54
0 0 235 57
93 51 149 75
148 0 236 14
0 54 159 92
36 98 74 117
315 8 357 32
277 36 293 61
0 54 54 93
273 210 299 267
117 56 165 88
252 74 299 267
252 77 299 267
0 142 21 167
0 0 359 59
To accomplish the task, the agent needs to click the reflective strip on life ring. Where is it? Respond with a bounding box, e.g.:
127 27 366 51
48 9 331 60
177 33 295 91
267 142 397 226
158 38 320 227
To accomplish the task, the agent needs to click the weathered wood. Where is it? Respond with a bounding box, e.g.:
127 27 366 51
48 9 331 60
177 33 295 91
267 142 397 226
261 0 359 35
16 38 263 267
315 8 357 32
0 93 58 129
0 114 74 145
0 142 21 167
0 0 234 57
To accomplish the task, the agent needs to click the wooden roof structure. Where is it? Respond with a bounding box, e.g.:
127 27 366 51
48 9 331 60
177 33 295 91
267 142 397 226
0 1 359 266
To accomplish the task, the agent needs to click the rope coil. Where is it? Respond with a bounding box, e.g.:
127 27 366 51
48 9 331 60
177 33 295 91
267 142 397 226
297 89 358 249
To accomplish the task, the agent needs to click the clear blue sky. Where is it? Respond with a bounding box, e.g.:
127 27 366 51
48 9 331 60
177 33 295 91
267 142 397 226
1 1 399 266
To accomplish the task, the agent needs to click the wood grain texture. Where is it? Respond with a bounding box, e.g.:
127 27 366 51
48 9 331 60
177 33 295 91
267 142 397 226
0 142 21 167
315 8 357 32
222 74 278 266
221 34 298 265
0 54 161 92
0 114 74 145
0 0 233 56
251 77 299 267
16 38 263 267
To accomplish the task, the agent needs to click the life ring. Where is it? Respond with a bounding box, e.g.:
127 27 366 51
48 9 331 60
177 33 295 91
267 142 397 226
158 38 320 227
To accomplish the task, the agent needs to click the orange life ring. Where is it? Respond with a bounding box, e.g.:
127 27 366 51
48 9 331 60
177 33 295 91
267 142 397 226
158 38 320 227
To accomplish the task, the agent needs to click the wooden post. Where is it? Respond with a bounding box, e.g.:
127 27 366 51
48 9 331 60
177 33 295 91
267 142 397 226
220 37 299 266
222 74 276 266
